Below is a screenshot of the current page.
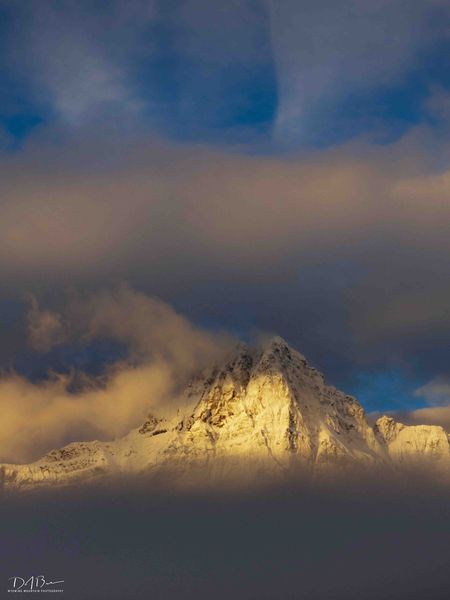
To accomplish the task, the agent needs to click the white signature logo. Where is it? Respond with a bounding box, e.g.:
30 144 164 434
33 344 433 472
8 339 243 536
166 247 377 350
8 576 64 593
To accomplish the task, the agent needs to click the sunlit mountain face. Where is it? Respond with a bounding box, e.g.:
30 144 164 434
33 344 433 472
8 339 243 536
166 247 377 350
0 1 450 598
2 336 449 492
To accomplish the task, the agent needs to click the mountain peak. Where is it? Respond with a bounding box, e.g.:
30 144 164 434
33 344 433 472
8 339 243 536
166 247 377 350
2 339 449 490
260 335 302 359
264 335 290 349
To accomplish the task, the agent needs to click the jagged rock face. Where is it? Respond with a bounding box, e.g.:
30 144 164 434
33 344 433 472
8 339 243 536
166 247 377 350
159 338 382 480
1 338 449 490
374 415 450 471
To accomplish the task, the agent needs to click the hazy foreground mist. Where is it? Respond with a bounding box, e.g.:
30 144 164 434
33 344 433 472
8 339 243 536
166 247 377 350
1 476 449 600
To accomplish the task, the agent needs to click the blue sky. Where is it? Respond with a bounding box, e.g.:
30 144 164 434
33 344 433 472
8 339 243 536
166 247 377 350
1 0 450 424
1 0 450 150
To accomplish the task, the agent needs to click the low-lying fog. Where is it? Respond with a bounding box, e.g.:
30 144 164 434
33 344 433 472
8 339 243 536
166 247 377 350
1 477 449 600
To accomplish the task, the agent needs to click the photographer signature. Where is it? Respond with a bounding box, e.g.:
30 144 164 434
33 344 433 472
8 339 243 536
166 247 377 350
8 576 64 591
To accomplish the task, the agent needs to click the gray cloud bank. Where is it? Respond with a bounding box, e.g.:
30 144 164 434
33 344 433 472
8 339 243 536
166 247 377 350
1 128 450 377
1 479 449 600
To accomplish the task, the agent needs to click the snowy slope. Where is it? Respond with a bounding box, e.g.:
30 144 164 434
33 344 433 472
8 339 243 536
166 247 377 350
1 337 449 489
374 415 450 472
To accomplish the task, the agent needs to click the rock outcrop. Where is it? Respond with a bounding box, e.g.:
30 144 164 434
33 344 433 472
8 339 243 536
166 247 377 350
1 337 449 490
374 415 450 471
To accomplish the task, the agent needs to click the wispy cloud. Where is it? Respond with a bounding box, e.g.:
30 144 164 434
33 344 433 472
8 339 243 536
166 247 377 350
376 377 450 432
3 1 156 126
27 295 66 353
3 0 448 145
0 287 233 463
387 405 450 433
268 0 450 146
415 377 450 407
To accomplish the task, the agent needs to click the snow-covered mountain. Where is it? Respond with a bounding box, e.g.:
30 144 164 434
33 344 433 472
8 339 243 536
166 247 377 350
1 337 449 489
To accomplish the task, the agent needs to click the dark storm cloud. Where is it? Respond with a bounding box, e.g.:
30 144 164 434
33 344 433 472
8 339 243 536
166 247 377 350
1 128 450 381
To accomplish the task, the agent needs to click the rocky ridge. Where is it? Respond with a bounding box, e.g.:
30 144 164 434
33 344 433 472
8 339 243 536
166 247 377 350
1 337 449 489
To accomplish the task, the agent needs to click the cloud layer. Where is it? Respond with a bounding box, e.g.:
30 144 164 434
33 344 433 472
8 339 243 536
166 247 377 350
0 288 232 463
2 476 450 600
1 128 450 378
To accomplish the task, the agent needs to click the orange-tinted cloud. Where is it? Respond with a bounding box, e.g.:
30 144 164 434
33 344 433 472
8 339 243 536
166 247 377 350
0 287 233 463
